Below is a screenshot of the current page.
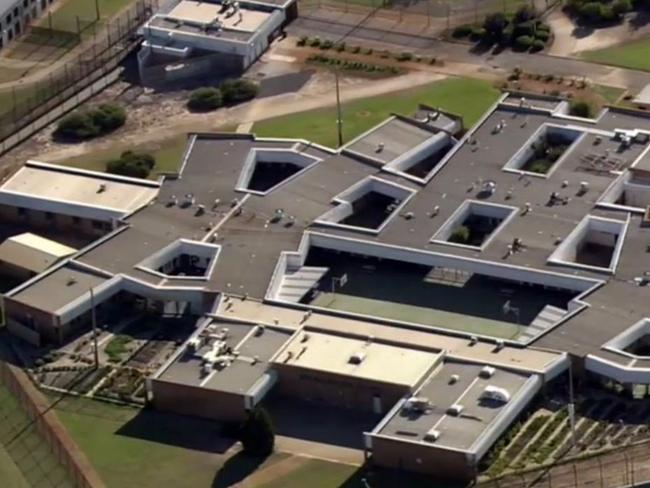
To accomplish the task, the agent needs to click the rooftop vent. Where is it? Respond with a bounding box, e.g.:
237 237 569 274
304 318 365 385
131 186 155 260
66 277 77 286
376 142 385 153
423 429 440 442
481 385 510 403
98 183 107 193
404 396 430 412
447 404 464 416
348 351 366 365
480 366 495 379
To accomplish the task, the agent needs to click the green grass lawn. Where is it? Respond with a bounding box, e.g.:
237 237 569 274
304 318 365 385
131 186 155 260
582 38 650 72
0 444 29 488
53 395 230 487
49 134 190 179
593 84 626 105
104 334 133 362
259 459 357 488
253 77 500 148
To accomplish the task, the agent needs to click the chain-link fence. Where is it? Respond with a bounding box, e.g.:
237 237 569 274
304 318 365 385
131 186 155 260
0 0 157 150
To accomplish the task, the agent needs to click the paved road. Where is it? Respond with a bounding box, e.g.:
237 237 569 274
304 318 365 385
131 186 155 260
288 15 650 91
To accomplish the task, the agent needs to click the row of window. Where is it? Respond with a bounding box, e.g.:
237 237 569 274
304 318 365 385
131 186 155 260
16 207 109 230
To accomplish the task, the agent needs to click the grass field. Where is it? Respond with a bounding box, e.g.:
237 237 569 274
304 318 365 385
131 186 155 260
253 77 500 148
582 38 650 72
593 84 626 105
50 134 190 178
259 459 357 488
0 383 74 488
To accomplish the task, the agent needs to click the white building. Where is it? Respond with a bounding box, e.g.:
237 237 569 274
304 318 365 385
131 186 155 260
1 0 55 50
137 0 297 85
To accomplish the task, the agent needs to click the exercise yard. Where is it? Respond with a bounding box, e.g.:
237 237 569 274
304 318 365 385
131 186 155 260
252 77 500 148
304 249 575 340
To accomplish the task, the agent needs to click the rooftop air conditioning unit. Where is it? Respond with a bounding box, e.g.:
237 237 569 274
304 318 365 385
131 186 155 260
495 340 505 351
187 337 201 352
480 366 495 379
481 385 510 403
348 351 366 365
423 429 440 442
447 404 464 416
404 396 429 412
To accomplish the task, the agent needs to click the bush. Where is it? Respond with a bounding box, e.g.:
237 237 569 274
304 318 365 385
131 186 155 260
600 4 617 20
483 12 508 40
579 2 605 21
452 24 473 38
239 408 274 457
335 42 345 52
531 39 546 51
535 29 550 42
515 35 534 50
309 37 321 47
296 36 307 46
54 103 126 140
187 87 223 111
470 26 487 41
513 20 536 37
320 39 333 49
514 5 536 23
91 104 126 133
569 100 595 118
612 0 632 15
107 151 156 179
449 225 471 244
221 79 259 105
397 51 413 61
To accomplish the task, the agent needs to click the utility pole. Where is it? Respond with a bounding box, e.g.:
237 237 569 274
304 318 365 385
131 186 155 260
335 68 343 148
90 287 99 369
568 360 577 448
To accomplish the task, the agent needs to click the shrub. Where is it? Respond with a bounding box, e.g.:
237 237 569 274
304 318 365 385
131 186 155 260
239 408 275 457
452 24 473 38
570 100 595 118
483 12 508 40
187 87 223 111
296 36 307 46
351 45 361 53
320 39 333 49
470 26 487 41
55 112 99 140
535 29 550 42
221 79 259 105
107 151 156 179
600 4 617 20
335 42 345 52
514 4 536 23
579 2 605 21
309 37 321 47
513 20 536 37
91 103 126 133
531 39 546 51
612 0 632 15
515 35 534 50
449 225 471 244
54 103 126 140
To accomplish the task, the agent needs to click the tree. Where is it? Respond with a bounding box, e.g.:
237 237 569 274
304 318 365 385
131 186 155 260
187 87 223 111
569 100 595 118
449 226 471 244
579 2 605 22
612 0 632 16
483 12 508 40
239 408 274 457
514 5 536 23
221 79 259 105
106 151 156 179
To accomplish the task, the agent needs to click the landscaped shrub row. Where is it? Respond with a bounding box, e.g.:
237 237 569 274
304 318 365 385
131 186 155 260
483 420 524 476
565 0 639 25
453 5 551 52
55 103 126 140
297 36 438 65
187 79 259 112
107 151 156 179
307 54 402 75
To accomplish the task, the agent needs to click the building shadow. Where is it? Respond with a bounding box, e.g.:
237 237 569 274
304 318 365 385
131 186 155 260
339 465 468 488
115 407 236 454
264 395 380 449
211 451 267 488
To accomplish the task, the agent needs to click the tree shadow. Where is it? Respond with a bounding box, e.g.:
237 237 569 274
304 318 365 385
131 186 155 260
629 10 650 30
211 451 267 488
116 407 236 454
339 465 468 488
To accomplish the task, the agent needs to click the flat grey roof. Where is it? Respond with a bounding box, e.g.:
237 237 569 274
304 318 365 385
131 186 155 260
344 117 434 165
377 361 532 452
158 320 292 394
